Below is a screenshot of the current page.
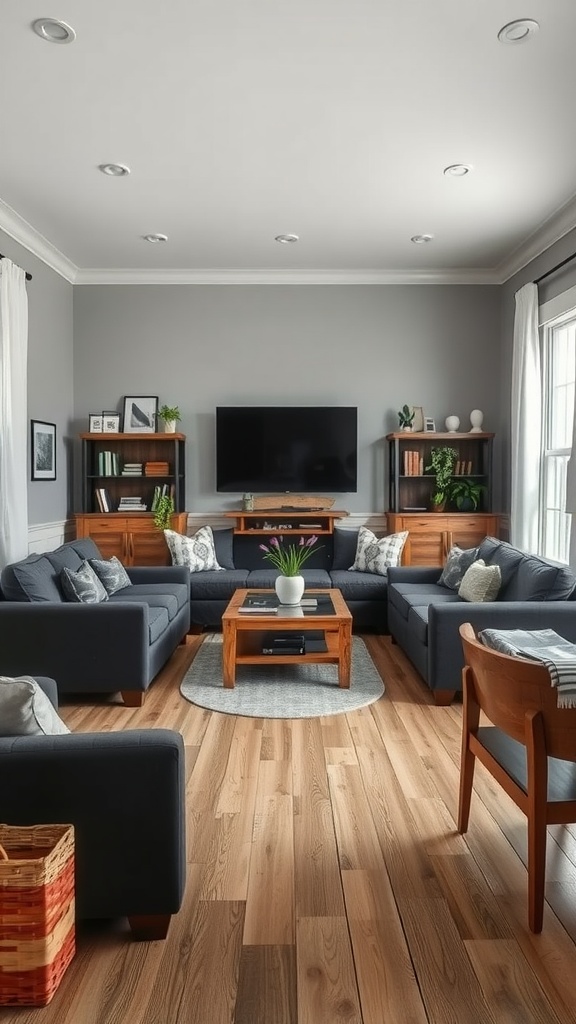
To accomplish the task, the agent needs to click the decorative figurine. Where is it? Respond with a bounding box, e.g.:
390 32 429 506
469 409 484 433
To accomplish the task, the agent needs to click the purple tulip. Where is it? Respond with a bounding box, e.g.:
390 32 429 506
306 535 318 547
259 544 269 553
270 536 280 549
299 536 305 547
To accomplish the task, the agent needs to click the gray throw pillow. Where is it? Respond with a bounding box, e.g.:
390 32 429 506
438 545 479 591
0 675 70 736
350 527 408 576
458 559 502 603
90 555 131 595
61 560 109 603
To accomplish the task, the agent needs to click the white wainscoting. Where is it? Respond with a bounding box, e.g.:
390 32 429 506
28 520 73 553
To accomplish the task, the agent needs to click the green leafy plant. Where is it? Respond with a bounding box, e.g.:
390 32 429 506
259 535 323 576
398 404 415 428
153 494 175 530
158 404 181 423
425 446 457 507
450 478 487 511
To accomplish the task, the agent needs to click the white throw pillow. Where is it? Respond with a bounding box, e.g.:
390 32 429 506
458 559 502 603
350 527 408 576
0 676 70 736
164 525 224 573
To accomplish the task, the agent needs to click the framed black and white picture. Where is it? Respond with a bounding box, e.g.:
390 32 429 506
122 395 158 433
31 420 56 480
424 417 436 433
102 412 121 433
89 413 103 433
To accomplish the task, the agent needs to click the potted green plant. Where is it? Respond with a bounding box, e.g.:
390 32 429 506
398 404 415 431
450 478 487 512
158 405 181 433
425 446 457 511
259 535 323 605
153 494 175 530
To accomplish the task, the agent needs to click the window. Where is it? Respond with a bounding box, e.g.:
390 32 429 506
541 309 576 562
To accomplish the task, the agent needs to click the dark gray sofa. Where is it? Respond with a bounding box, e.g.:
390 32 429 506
387 536 576 704
0 538 191 705
189 527 390 633
0 676 185 940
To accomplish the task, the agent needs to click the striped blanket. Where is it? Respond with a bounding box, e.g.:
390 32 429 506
479 628 576 709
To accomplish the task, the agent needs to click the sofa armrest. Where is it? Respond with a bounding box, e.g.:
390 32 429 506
0 729 186 919
0 601 150 689
428 601 576 692
127 565 190 590
388 566 442 584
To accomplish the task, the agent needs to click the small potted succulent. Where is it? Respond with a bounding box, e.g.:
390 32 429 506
158 405 181 433
425 446 457 511
398 404 415 431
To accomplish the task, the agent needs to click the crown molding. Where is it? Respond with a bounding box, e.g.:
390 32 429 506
494 193 576 284
74 266 499 285
0 199 78 283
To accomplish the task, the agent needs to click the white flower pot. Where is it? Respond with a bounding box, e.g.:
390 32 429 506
163 421 177 433
275 574 305 606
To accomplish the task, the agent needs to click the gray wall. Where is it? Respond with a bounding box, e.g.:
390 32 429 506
0 230 74 526
73 283 502 514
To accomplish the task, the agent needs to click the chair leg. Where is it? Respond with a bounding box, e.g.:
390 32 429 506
128 914 172 941
458 745 475 833
458 668 480 833
526 710 548 933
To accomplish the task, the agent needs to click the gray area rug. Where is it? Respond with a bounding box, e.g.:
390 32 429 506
180 635 385 718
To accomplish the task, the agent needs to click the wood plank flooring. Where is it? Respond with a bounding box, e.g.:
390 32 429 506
2 635 576 1023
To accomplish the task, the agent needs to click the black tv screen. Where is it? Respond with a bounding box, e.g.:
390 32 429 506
216 406 358 493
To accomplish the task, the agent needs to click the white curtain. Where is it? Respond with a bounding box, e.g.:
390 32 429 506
0 258 29 566
510 281 541 553
568 382 576 568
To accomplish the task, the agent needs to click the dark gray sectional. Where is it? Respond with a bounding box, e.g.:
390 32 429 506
387 536 576 703
190 527 390 633
0 538 190 704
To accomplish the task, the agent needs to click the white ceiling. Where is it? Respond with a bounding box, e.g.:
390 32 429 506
2 0 576 284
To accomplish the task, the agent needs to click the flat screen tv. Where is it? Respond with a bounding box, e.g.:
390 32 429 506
216 406 358 493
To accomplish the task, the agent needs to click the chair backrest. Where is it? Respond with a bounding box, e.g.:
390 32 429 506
459 622 576 760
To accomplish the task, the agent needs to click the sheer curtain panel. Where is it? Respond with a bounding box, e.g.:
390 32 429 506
511 282 541 553
0 258 29 565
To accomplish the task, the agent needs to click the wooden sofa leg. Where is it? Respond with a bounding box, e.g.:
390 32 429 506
432 689 456 706
128 914 171 941
121 690 144 707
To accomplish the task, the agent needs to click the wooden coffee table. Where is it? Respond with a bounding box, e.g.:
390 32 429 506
221 589 353 689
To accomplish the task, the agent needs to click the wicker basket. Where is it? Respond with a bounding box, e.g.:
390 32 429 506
0 824 75 1006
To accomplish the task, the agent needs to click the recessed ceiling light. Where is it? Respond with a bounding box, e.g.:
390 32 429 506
32 18 76 43
411 234 434 244
443 163 473 177
275 234 299 244
143 233 168 243
497 19 539 43
99 163 131 177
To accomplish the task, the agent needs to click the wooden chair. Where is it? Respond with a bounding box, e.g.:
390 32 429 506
458 622 576 932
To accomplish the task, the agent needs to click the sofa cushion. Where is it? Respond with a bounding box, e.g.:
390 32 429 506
332 528 360 570
2 554 64 602
46 544 84 574
165 526 224 573
212 529 236 570
477 538 524 597
190 569 250 601
438 545 479 591
388 582 460 621
330 569 387 601
459 560 502 603
502 555 576 602
109 586 179 621
89 555 132 595
61 561 109 604
0 675 70 736
69 538 103 562
350 527 408 576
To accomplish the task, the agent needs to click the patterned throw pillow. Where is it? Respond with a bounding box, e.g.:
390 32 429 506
89 555 132 595
349 526 408 577
164 525 224 573
438 545 479 591
60 560 108 603
458 559 502 603
0 675 70 736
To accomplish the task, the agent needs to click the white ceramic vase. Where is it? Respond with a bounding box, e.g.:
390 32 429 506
275 574 305 606
163 420 177 433
445 415 460 432
469 409 484 433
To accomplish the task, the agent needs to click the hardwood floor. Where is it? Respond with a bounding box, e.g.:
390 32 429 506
2 635 576 1023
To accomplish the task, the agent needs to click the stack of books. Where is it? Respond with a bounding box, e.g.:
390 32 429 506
121 462 143 476
118 496 147 511
94 488 112 512
97 451 120 476
403 451 423 475
145 461 169 476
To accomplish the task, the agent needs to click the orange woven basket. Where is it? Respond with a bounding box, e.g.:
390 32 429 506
0 824 75 1007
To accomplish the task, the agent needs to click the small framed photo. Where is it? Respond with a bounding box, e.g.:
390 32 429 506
102 412 121 433
89 414 103 433
31 420 56 481
424 417 436 433
122 395 158 433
